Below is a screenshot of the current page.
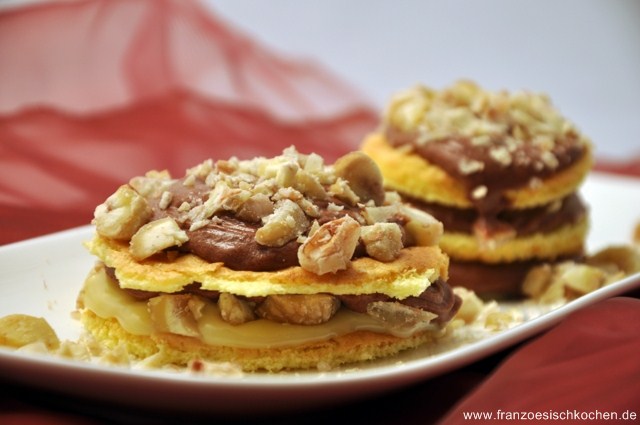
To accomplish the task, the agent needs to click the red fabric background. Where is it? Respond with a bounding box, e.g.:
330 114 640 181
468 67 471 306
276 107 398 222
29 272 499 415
0 1 638 424
440 297 640 424
0 0 378 245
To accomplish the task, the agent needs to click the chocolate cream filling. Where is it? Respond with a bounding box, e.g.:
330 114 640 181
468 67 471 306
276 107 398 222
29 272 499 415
151 179 367 271
385 127 587 215
404 192 587 240
121 178 460 323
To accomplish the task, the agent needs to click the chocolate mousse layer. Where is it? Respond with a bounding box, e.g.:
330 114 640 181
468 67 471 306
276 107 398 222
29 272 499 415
386 127 587 214
146 179 369 271
338 278 461 324
184 216 300 271
405 192 587 239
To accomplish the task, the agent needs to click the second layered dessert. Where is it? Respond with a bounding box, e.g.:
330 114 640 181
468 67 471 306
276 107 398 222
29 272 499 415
78 147 460 371
362 81 593 297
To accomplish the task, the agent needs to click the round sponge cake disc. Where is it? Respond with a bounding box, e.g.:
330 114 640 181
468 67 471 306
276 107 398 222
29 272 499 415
440 215 588 263
362 133 592 210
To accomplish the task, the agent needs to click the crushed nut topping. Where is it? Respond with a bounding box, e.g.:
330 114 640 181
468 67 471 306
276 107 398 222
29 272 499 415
360 223 403 262
471 185 488 200
333 151 386 206
158 191 173 210
255 199 309 247
147 294 205 337
218 293 257 325
255 294 341 325
129 217 189 260
93 147 443 275
458 158 485 175
385 80 590 173
93 185 153 241
297 216 361 275
488 146 512 166
366 301 438 336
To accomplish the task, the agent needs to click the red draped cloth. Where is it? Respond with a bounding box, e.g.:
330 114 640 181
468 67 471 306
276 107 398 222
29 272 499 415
440 297 640 424
0 1 638 424
0 0 378 245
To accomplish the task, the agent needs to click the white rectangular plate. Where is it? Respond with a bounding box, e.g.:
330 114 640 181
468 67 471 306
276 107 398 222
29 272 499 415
0 172 639 414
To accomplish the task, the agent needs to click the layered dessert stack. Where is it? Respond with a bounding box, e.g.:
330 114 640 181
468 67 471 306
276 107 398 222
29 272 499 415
78 147 460 371
362 81 593 297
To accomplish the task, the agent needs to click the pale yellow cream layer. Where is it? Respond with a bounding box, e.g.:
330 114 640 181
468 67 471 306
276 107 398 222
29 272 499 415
81 266 432 349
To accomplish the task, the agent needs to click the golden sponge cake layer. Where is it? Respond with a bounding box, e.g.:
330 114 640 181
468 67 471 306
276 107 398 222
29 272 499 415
440 215 588 263
362 133 593 210
85 235 449 299
80 309 441 372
